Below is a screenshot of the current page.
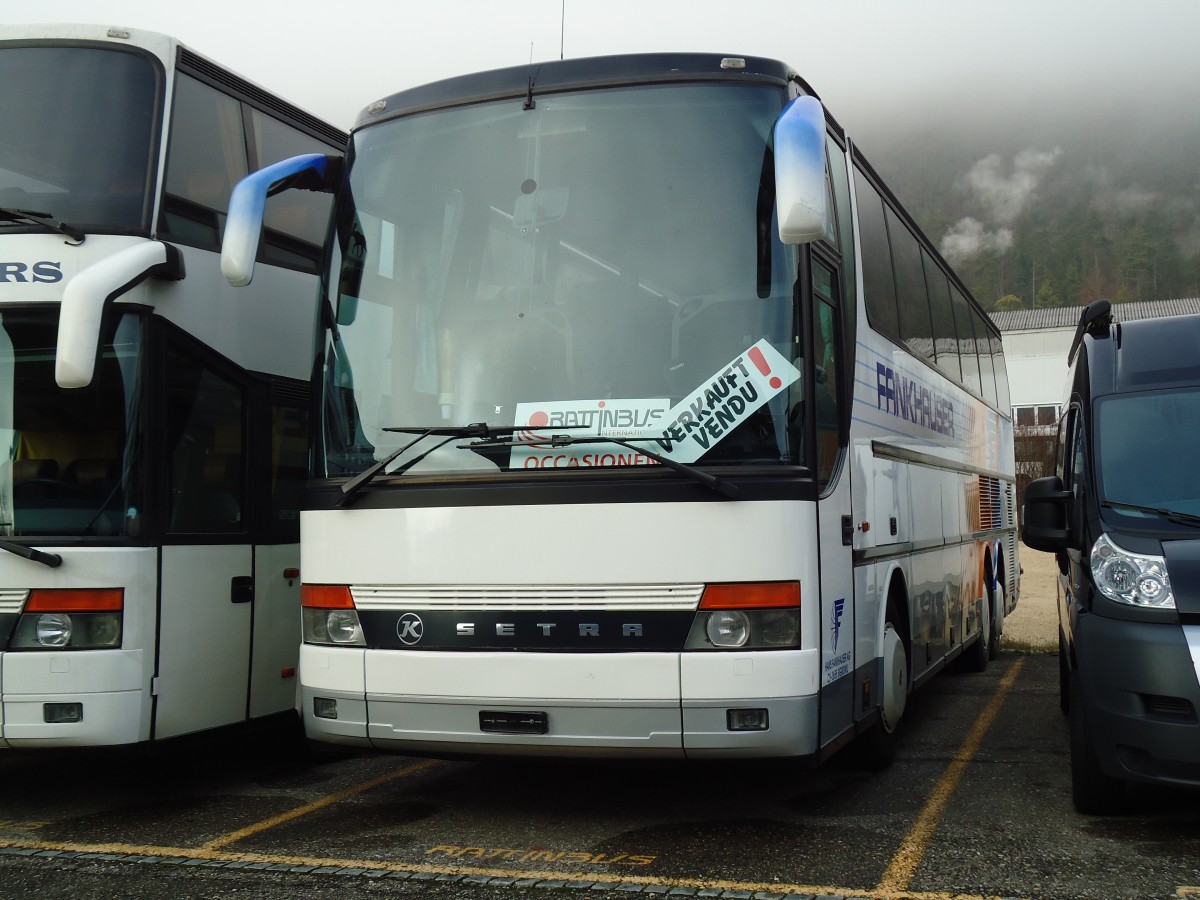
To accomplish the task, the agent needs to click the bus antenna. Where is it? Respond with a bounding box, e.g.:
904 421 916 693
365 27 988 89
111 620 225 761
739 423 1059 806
524 43 537 110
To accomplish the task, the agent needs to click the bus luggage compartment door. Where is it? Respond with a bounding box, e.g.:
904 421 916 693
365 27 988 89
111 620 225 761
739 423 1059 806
155 545 253 739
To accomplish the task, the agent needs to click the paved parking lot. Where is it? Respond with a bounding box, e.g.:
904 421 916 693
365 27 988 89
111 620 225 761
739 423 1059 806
1 654 1198 899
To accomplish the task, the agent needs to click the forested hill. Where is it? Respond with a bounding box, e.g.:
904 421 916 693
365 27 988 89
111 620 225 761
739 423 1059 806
846 98 1200 313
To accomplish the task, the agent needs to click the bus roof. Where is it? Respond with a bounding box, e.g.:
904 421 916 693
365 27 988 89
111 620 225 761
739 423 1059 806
354 52 816 130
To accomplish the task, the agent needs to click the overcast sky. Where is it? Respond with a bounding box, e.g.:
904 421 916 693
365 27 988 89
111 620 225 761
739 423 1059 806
8 0 1200 134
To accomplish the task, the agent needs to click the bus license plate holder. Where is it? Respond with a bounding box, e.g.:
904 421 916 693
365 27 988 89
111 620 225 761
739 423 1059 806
479 710 548 735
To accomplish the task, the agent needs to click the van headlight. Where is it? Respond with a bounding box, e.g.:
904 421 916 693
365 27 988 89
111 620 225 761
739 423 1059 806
1090 533 1175 608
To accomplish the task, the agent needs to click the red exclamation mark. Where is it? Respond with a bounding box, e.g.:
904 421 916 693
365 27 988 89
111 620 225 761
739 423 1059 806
748 346 782 389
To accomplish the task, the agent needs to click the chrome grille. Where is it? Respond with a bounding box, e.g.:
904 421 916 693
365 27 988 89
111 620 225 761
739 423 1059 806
351 583 705 611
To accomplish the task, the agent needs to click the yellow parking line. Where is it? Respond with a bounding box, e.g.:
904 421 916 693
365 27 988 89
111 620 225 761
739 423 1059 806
0 834 1030 900
201 758 441 851
877 657 1026 895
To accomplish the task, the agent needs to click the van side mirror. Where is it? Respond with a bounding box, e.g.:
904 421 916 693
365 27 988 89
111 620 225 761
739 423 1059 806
1022 475 1071 552
773 96 831 244
222 153 341 287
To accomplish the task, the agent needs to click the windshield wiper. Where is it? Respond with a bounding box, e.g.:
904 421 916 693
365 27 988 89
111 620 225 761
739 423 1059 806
0 538 62 568
463 432 738 499
337 423 503 507
0 207 85 244
1102 500 1200 528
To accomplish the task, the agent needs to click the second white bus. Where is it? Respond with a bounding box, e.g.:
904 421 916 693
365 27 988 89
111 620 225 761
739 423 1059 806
0 24 345 748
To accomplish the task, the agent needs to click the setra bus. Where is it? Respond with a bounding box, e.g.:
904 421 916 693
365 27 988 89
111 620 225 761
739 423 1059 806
0 23 345 748
223 53 1018 763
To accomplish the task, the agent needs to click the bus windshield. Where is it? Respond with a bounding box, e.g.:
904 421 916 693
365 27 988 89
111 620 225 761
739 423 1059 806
0 310 144 537
322 82 804 478
1095 388 1200 520
0 44 158 234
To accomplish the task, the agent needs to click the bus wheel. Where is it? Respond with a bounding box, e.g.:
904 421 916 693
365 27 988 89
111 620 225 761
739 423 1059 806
859 603 908 769
1069 670 1125 814
963 582 991 673
987 578 1004 660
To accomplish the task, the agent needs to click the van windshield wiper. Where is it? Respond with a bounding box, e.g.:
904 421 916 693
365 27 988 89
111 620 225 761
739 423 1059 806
463 432 738 499
0 538 62 568
1101 500 1200 528
337 423 505 507
0 207 85 244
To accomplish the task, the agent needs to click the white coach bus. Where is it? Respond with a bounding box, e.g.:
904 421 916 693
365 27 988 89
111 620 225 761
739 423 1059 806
0 24 345 747
224 53 1018 763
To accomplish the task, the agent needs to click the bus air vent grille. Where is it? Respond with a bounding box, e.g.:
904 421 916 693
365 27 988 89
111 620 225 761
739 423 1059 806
351 583 705 611
0 589 29 614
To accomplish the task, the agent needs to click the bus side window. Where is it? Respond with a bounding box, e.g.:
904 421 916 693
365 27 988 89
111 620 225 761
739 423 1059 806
852 168 899 344
160 74 247 250
887 209 934 363
250 109 336 257
165 344 246 534
923 250 961 382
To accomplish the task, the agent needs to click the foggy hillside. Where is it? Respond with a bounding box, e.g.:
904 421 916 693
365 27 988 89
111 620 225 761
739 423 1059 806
842 92 1200 311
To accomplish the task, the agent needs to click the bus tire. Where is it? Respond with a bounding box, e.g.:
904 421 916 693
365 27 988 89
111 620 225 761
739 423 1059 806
962 580 991 673
987 577 1004 660
1069 670 1124 814
859 599 909 769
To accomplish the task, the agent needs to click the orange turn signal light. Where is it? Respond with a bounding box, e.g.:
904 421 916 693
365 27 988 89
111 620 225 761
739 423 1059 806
301 584 355 609
27 588 123 612
699 581 800 610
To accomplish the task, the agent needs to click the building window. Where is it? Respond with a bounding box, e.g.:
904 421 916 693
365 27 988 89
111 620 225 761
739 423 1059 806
1013 405 1059 427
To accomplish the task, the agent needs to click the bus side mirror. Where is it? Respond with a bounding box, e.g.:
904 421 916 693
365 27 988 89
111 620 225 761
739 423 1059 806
56 241 184 388
773 95 831 245
1021 475 1072 552
222 153 341 287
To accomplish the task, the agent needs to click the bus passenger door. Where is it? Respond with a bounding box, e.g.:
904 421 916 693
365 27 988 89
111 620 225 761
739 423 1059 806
248 398 307 719
810 255 855 749
154 341 254 740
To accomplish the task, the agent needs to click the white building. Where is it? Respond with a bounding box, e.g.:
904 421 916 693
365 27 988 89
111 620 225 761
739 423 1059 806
990 299 1200 427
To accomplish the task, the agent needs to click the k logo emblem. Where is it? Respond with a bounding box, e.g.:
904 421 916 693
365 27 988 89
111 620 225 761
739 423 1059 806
396 612 424 645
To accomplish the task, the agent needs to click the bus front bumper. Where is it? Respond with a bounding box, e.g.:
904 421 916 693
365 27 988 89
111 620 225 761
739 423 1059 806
0 649 146 748
299 645 820 759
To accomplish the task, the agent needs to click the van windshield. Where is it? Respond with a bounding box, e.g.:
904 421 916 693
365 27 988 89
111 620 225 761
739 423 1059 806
1095 388 1200 519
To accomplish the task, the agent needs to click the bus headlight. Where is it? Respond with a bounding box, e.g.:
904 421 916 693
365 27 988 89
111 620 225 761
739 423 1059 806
326 609 364 644
8 589 124 650
1090 533 1175 609
302 607 366 645
36 613 71 647
684 582 801 650
11 612 123 650
301 585 366 645
706 610 750 647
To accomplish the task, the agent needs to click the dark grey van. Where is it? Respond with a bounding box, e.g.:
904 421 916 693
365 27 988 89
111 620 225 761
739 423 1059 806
1023 300 1200 813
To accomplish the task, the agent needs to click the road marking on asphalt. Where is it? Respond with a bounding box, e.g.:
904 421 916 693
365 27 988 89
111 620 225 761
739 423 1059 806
0 660 1039 900
0 837 1033 900
877 657 1026 895
200 758 442 851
